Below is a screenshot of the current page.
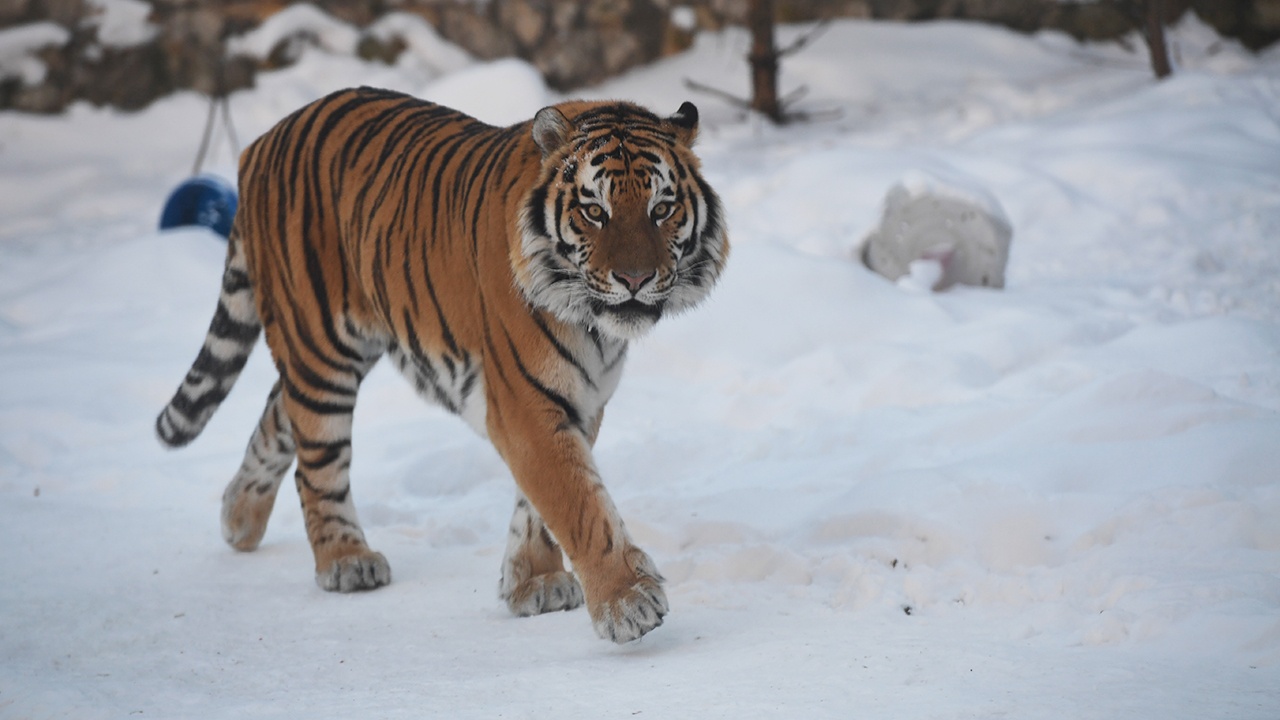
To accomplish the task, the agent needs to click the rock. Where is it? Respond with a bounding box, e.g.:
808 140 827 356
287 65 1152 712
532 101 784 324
6 0 1275 115
500 0 547 50
6 77 65 112
32 0 83 27
0 0 34 26
860 181 1012 291
437 5 514 61
157 8 251 97
73 41 172 110
356 32 406 65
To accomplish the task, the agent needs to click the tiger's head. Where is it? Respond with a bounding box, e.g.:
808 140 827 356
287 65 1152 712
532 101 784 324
515 101 728 340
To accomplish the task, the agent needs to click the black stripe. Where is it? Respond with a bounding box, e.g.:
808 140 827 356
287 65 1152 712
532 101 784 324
281 301 359 375
400 314 460 414
299 241 364 364
283 376 355 417
427 124 487 243
482 324 513 393
524 184 548 239
586 327 606 360
459 366 479 400
289 354 358 399
222 267 251 294
208 302 260 343
531 311 594 389
363 111 445 223
168 375 231 420
466 129 522 259
552 189 569 249
503 327 581 433
421 257 460 358
696 174 724 241
343 96 426 171
370 229 394 327
296 437 351 471
401 118 476 308
189 339 253 378
295 471 351 504
603 344 627 374
449 129 495 212
156 415 194 446
290 91 360 198
319 512 358 528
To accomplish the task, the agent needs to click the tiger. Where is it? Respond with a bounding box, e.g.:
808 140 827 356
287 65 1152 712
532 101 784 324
154 86 728 644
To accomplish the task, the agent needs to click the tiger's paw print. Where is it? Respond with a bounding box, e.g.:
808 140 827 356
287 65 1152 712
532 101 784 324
315 550 391 592
590 549 668 644
501 570 584 616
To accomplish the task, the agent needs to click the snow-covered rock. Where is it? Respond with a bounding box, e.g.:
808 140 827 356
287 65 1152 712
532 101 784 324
861 178 1013 291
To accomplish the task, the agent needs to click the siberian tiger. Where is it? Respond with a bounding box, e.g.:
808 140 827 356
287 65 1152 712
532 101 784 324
155 87 728 644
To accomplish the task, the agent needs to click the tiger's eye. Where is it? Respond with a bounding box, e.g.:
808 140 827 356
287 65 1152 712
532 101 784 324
583 204 606 222
651 202 672 220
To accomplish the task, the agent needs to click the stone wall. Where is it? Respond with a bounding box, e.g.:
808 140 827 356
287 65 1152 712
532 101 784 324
0 0 678 112
865 0 1280 49
2 0 1278 114
684 0 1280 48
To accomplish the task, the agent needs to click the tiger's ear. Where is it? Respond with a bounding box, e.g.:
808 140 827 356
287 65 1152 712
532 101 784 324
532 106 572 158
667 101 699 146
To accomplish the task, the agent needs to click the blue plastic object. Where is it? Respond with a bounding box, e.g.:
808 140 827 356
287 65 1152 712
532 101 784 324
159 174 237 239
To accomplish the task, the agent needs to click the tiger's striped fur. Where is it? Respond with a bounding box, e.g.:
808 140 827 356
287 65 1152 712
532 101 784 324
156 87 728 643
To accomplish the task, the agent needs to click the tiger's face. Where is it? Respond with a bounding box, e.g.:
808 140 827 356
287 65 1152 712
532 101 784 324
516 101 728 340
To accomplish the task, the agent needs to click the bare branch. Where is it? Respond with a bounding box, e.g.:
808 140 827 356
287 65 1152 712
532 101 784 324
684 77 841 125
779 84 809 108
777 18 833 59
683 78 753 110
784 107 844 124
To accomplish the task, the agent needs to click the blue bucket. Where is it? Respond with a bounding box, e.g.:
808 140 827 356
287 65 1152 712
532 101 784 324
159 174 238 239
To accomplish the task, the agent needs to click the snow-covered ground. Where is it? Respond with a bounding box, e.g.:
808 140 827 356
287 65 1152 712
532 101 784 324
3 12 1279 719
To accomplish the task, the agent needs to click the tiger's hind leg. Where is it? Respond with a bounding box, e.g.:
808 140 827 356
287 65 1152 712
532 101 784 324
280 348 391 593
499 492 584 616
221 380 295 551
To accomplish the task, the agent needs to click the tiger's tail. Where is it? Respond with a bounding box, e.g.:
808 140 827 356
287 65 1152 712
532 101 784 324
156 227 261 448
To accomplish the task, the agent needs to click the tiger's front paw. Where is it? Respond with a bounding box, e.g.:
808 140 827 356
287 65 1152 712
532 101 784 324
315 550 391 592
590 575 668 644
501 570 584 616
589 549 668 644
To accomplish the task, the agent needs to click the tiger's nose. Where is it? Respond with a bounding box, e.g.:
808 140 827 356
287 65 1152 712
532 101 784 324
613 270 655 294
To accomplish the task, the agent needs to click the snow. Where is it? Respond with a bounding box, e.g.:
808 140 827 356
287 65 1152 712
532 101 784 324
365 12 473 80
421 58 549 126
671 6 698 33
227 3 363 60
0 22 70 85
85 0 158 48
3 11 1280 719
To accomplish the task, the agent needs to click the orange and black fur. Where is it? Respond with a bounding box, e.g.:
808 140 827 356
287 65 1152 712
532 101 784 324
156 87 728 643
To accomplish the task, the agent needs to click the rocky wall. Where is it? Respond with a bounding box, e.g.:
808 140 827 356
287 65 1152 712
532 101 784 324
2 0 1278 114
